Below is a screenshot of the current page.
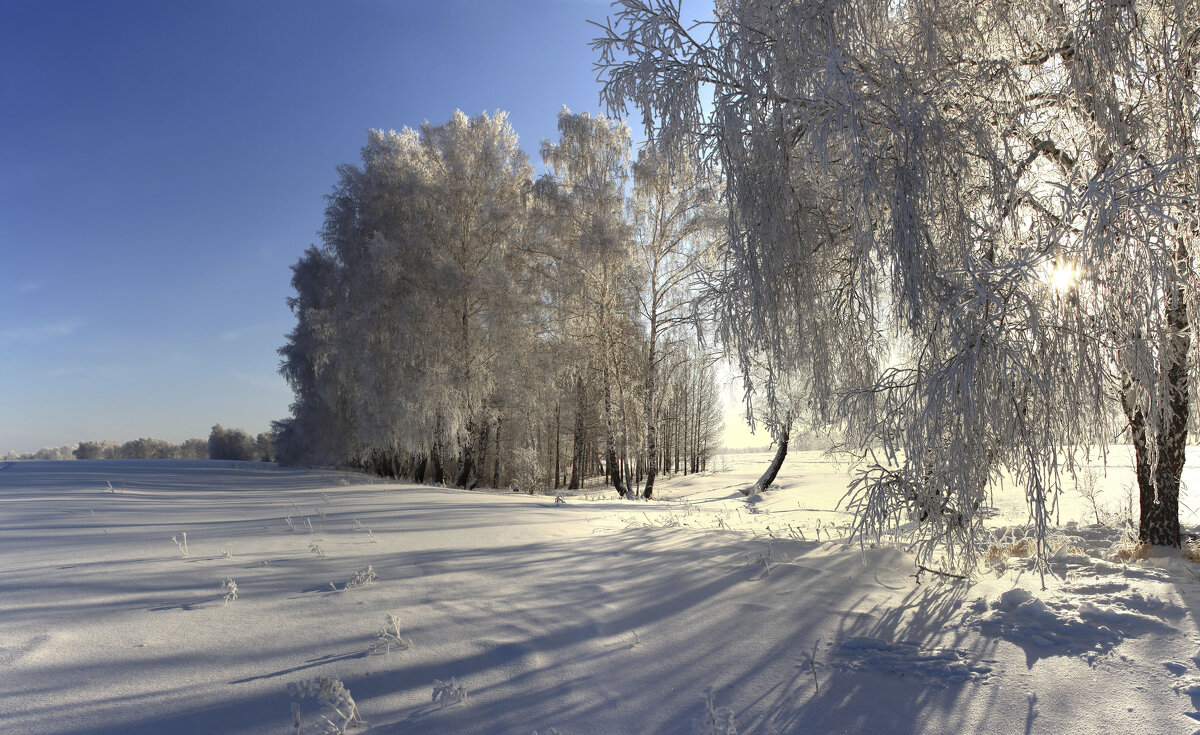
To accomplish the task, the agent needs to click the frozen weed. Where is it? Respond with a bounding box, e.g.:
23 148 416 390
1183 538 1200 564
321 492 331 504
305 517 315 533
171 532 189 557
985 536 1035 564
605 630 641 649
346 565 376 588
288 677 363 733
103 480 118 494
221 578 238 604
220 548 234 559
371 613 413 655
800 639 820 693
696 687 737 735
309 542 325 557
432 677 468 706
284 516 295 532
315 507 327 519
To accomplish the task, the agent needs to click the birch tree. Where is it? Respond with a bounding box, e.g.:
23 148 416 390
630 149 723 497
595 0 1199 569
540 108 639 496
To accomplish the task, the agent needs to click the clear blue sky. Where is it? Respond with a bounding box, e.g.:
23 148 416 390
0 0 633 453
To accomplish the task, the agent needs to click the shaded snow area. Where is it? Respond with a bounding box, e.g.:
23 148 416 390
2 451 1200 734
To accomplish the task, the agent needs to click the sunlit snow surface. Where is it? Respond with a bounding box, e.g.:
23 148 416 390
2 452 1200 734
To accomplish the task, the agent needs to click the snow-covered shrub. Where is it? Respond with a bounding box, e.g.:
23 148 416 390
171 532 189 557
221 578 238 604
432 677 468 706
345 565 376 588
371 613 413 655
696 687 736 735
510 447 540 493
288 677 363 733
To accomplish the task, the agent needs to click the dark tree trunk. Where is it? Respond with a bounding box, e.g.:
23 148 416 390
1125 283 1189 547
603 366 628 497
430 438 444 485
412 454 427 483
554 402 561 490
454 443 474 489
492 417 502 488
746 425 790 496
569 375 585 490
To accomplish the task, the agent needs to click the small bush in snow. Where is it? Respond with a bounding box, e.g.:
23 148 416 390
346 565 376 589
288 677 363 733
171 532 189 557
510 447 540 493
432 677 468 706
221 578 238 604
371 613 413 655
696 688 736 735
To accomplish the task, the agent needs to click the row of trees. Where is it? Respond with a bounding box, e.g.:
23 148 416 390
3 425 273 462
275 108 725 495
595 0 1198 564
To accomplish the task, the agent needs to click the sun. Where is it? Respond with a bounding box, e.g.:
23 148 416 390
1044 259 1079 293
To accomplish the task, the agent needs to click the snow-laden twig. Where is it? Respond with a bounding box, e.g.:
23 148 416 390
432 677 468 706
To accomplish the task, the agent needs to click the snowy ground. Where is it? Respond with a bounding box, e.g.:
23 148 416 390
2 451 1200 734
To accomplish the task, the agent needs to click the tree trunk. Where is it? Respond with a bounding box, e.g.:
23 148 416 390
643 318 659 499
1125 274 1189 547
492 417 502 488
554 403 561 490
746 425 790 496
453 441 474 489
569 375 585 490
412 453 427 483
602 356 629 497
430 437 444 485
464 422 488 490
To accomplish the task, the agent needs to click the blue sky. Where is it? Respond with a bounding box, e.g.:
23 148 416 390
0 0 633 453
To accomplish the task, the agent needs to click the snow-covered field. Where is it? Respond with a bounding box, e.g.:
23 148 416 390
2 451 1200 734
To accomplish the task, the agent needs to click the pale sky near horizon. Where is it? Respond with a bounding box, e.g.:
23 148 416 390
1 0 766 455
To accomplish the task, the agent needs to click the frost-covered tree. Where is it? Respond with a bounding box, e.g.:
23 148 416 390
630 149 723 497
595 0 1199 567
280 113 541 485
208 424 258 461
540 108 640 495
276 245 357 467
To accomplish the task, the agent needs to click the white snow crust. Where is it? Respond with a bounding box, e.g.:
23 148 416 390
1 449 1199 734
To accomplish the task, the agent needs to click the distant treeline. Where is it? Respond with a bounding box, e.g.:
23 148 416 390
3 425 274 463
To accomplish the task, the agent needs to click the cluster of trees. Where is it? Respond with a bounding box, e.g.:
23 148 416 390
73 438 208 460
595 0 1198 564
4 425 272 462
208 425 275 462
275 109 724 496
